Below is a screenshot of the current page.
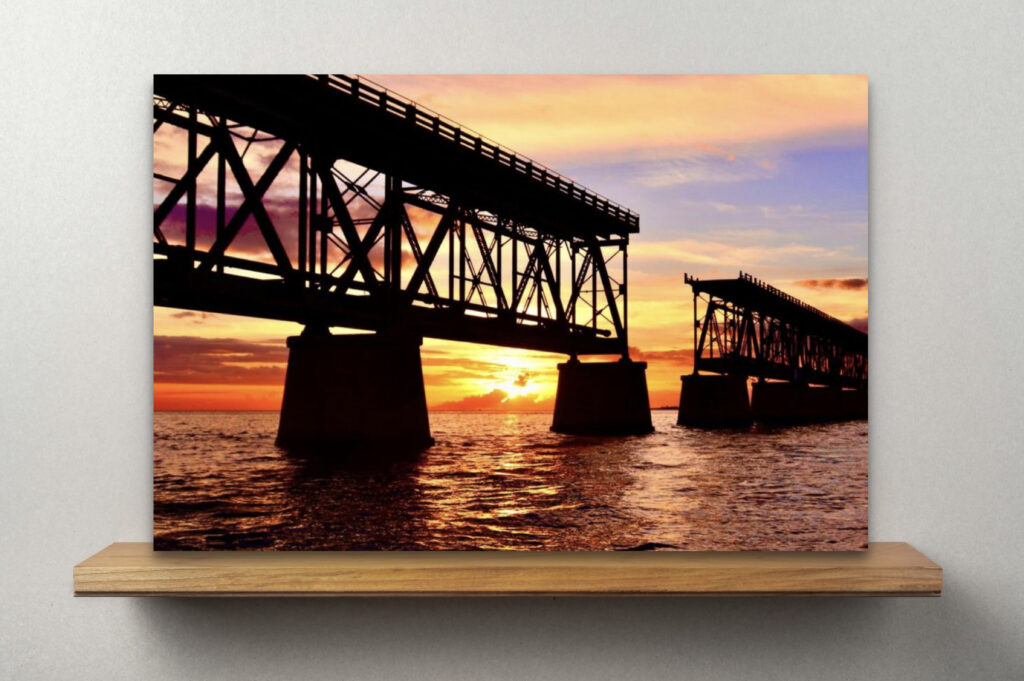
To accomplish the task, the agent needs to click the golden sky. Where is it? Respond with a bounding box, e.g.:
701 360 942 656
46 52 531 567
154 75 868 411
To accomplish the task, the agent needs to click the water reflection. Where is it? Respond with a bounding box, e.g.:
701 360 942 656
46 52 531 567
154 411 867 550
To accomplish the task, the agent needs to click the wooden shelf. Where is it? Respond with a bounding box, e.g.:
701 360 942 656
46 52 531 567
73 542 940 597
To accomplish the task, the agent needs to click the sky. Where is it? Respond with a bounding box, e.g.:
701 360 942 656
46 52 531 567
154 75 868 411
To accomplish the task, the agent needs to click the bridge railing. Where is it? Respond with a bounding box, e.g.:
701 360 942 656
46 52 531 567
311 74 639 230
686 271 855 330
736 271 848 327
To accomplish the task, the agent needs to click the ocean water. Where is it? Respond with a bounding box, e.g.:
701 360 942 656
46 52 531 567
154 410 867 551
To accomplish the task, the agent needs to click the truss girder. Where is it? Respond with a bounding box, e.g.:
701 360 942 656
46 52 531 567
687 275 867 389
153 93 631 356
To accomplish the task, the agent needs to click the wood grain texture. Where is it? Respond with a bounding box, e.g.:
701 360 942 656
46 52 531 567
73 542 941 597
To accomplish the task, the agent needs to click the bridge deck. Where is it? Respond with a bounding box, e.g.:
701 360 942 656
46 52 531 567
154 258 623 356
153 74 638 240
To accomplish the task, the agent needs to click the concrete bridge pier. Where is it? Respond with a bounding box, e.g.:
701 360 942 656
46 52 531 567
841 387 868 419
677 374 752 427
276 330 433 456
750 382 810 421
750 382 868 422
552 358 654 435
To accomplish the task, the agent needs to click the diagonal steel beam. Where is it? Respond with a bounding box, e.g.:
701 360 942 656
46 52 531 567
318 165 379 289
401 206 439 299
696 301 715 362
511 246 540 313
566 249 592 317
470 223 508 311
334 167 382 210
588 240 624 339
463 252 489 308
218 138 296 275
332 206 386 295
153 141 217 229
196 135 295 275
532 240 565 323
406 202 457 303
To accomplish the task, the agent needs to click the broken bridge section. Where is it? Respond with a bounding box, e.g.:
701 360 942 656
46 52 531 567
678 272 867 426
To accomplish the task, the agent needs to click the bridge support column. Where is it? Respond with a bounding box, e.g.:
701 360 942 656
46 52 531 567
841 388 868 419
750 383 868 422
751 382 815 422
677 374 752 427
552 359 653 435
276 331 433 456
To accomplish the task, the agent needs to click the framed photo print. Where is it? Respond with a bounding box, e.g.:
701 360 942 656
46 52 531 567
153 74 868 552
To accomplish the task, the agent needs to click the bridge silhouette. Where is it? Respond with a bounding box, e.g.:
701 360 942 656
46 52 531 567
154 74 635 355
153 74 653 452
677 272 868 425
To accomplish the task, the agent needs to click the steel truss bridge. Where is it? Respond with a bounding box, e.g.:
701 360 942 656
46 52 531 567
153 75 638 356
685 272 868 389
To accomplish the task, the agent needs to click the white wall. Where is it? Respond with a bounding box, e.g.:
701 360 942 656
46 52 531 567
2 2 1022 679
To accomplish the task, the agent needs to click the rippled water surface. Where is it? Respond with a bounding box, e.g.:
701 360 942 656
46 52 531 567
154 410 867 550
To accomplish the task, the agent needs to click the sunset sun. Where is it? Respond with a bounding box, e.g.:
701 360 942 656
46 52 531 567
493 371 536 401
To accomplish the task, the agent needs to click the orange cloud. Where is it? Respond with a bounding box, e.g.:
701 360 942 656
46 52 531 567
629 236 860 272
795 277 868 290
154 335 287 385
631 346 694 366
367 74 868 164
433 388 554 412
